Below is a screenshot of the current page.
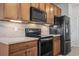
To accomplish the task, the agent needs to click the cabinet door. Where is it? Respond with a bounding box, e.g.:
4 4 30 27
58 8 61 16
57 39 60 55
49 4 54 24
54 5 58 17
10 50 26 56
39 3 45 11
26 48 30 56
20 3 30 22
53 36 60 56
4 3 19 20
26 47 37 56
45 3 50 24
31 3 39 8
46 4 54 24
30 47 37 56
53 39 58 55
0 3 4 20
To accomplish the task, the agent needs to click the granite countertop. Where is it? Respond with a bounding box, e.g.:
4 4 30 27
0 34 61 45
49 34 61 37
0 37 38 45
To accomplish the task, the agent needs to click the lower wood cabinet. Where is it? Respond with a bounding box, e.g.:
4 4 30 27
9 40 37 56
0 40 38 56
52 36 60 56
26 47 37 56
10 50 26 56
10 47 37 56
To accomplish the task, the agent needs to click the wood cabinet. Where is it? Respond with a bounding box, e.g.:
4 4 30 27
54 5 58 17
26 47 37 56
49 4 54 24
39 3 45 11
45 3 50 24
54 5 61 17
0 3 61 24
31 3 39 8
0 40 38 56
4 3 19 20
45 4 54 24
9 40 37 56
52 36 60 56
57 7 61 16
10 50 26 56
20 3 30 22
0 3 4 20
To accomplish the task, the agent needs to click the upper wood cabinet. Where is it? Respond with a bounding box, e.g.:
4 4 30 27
45 3 50 23
0 3 4 20
20 3 30 22
57 7 61 16
31 3 39 8
4 3 19 20
54 5 61 17
39 3 45 11
49 4 54 24
46 4 54 24
0 3 61 24
54 5 58 17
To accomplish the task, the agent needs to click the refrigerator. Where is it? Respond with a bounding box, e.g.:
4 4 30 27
54 16 71 55
59 16 71 55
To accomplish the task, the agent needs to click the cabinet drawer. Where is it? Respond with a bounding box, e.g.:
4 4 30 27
10 50 26 56
9 42 28 53
26 40 37 48
9 40 37 53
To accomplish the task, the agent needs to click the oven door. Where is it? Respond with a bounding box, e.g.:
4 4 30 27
40 39 52 56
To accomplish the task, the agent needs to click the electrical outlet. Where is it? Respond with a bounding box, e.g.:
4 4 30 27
14 27 18 31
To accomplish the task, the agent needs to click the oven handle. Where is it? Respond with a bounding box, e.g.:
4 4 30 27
40 39 52 41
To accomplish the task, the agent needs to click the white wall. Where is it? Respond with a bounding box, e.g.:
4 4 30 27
54 3 69 16
68 4 79 47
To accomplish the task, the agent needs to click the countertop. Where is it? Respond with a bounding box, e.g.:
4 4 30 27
0 34 60 45
0 37 38 45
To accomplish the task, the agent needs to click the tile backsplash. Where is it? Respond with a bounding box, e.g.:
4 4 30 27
0 21 49 38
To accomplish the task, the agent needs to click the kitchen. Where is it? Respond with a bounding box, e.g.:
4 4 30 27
0 3 71 56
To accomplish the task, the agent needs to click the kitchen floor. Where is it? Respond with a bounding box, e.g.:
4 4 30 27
67 47 79 56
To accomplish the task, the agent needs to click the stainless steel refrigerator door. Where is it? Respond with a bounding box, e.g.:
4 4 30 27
63 17 70 41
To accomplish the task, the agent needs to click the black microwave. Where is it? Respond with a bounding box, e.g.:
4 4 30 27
30 7 47 22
